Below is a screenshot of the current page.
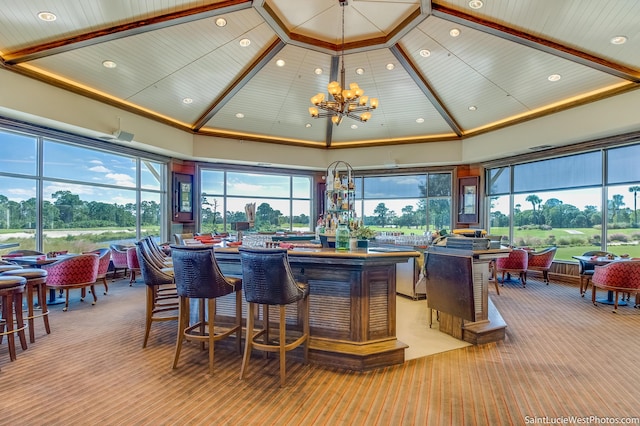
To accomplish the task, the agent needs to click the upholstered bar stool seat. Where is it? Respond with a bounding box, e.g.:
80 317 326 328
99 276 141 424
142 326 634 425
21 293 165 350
238 247 310 387
1 268 49 343
0 275 28 364
0 264 23 273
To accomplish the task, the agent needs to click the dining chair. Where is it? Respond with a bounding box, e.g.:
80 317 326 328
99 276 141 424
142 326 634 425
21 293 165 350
126 246 141 285
41 254 99 312
84 248 111 295
526 247 557 285
109 244 129 280
578 251 613 297
170 245 242 375
591 260 640 312
495 248 528 288
238 247 309 387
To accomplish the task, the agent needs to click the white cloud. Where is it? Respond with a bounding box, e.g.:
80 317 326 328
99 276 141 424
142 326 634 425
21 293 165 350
105 173 135 187
88 165 110 173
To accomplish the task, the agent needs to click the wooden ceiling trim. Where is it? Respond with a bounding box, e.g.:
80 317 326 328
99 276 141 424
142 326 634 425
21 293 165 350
390 44 463 136
193 39 286 131
3 0 253 65
431 3 640 82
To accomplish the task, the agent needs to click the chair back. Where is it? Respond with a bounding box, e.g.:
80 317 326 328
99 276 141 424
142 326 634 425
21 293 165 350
110 244 129 268
86 248 111 278
135 241 173 287
140 237 168 268
126 246 140 269
579 251 612 274
171 245 240 299
174 233 194 245
527 247 557 269
496 248 528 270
238 247 306 305
42 254 99 286
592 260 640 290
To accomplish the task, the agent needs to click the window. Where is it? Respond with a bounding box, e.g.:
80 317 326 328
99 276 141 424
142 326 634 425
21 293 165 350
487 142 640 261
354 172 452 234
0 123 168 255
199 168 313 233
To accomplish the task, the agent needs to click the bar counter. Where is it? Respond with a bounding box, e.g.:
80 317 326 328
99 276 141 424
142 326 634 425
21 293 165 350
213 246 420 371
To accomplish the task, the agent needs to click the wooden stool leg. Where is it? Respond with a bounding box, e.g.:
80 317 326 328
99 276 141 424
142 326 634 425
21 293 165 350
27 283 36 343
14 291 27 351
279 305 286 387
240 302 255 380
38 282 50 335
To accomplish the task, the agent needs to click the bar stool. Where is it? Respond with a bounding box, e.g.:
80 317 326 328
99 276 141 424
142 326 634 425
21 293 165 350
0 275 28 364
170 245 242 375
238 247 309 387
1 269 49 343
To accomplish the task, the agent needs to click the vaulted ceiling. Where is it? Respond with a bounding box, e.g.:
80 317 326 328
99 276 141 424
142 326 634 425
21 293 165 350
1 0 638 149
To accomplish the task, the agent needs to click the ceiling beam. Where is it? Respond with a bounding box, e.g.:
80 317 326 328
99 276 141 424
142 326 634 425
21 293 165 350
3 0 253 64
390 45 463 137
431 3 640 82
193 39 286 131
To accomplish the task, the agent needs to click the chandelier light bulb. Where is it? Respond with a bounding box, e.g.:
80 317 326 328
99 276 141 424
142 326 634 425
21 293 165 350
370 98 379 109
309 107 319 117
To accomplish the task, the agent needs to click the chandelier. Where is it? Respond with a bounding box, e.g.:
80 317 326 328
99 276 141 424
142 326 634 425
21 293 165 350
308 0 379 126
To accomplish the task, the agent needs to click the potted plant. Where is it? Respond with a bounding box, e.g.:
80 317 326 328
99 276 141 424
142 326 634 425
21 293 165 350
354 227 376 249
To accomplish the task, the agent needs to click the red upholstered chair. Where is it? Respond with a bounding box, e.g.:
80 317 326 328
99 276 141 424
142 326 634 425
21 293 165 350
591 260 640 313
42 254 99 312
495 248 529 288
85 248 111 295
110 244 129 280
527 247 557 285
126 246 140 286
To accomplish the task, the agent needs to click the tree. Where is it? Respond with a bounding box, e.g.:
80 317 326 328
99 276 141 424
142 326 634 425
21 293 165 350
52 190 83 225
629 186 640 226
373 203 390 226
609 194 625 223
525 194 542 225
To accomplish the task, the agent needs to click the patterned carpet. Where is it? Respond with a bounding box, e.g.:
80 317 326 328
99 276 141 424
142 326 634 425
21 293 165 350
1 275 639 425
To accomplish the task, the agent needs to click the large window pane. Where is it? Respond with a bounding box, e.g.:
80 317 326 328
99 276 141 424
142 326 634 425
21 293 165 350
227 172 290 197
42 182 137 252
201 170 224 195
200 195 224 234
427 173 451 197
0 176 37 253
512 188 602 260
293 176 311 198
487 167 510 195
140 191 162 239
513 151 602 193
0 131 37 176
427 198 451 232
43 140 137 187
607 145 640 185
606 183 640 257
141 160 163 190
364 175 425 198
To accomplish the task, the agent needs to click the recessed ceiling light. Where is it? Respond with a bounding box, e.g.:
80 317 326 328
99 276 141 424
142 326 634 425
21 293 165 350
235 113 244 119
355 68 364 75
610 36 627 45
215 18 227 27
37 11 57 22
548 74 561 82
468 105 477 111
239 38 250 47
416 118 424 123
276 59 285 67
305 123 312 128
449 28 461 37
182 98 193 104
102 60 117 69
386 63 395 70
314 68 323 75
351 124 358 129
419 49 431 58
469 0 484 9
